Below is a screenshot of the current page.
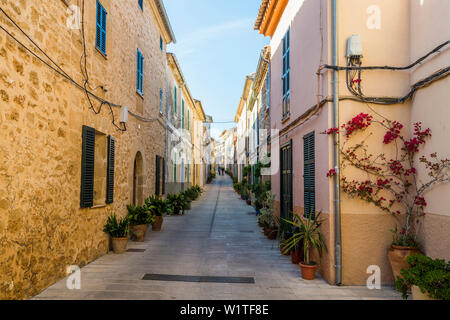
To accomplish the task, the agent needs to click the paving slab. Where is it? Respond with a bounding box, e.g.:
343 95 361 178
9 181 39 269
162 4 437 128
32 175 401 300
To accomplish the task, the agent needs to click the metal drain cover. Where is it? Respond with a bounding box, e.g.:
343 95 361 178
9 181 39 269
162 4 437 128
142 274 255 284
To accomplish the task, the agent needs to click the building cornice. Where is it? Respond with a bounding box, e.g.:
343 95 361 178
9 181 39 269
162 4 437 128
194 99 207 122
248 46 271 112
254 0 288 38
234 74 255 122
167 52 195 111
149 0 176 44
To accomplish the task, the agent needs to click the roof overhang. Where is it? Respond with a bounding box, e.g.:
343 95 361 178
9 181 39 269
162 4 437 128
150 0 176 44
167 52 196 110
234 98 245 123
234 74 255 122
254 0 288 38
248 46 271 112
194 99 207 122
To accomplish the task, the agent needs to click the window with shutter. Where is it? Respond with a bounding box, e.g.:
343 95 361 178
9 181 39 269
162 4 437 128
162 157 166 195
159 88 163 113
282 28 290 118
106 135 115 204
174 86 177 114
280 140 293 232
137 49 144 95
303 132 315 219
174 153 177 182
155 155 161 195
81 126 95 208
96 1 107 55
138 0 143 10
187 109 190 130
182 100 185 129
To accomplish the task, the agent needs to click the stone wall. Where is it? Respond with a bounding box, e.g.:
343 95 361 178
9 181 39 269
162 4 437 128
0 0 168 299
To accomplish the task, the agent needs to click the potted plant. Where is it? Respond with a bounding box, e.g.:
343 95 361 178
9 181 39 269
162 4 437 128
282 211 327 280
279 230 293 256
167 193 186 215
181 192 192 211
192 185 203 197
145 195 168 231
388 225 421 283
127 204 154 242
395 254 449 300
257 210 272 236
285 226 304 264
254 198 263 215
103 213 130 254
240 187 247 200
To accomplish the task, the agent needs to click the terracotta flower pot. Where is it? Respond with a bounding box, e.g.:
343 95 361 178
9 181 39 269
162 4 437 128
267 228 278 240
152 216 163 231
387 245 420 281
131 224 148 242
263 227 270 236
291 250 302 265
299 262 317 280
411 285 437 300
111 237 128 254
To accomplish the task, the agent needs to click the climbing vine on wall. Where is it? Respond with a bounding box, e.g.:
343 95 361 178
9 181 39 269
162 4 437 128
324 112 450 247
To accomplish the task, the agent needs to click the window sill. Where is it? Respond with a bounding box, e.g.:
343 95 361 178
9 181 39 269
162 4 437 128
281 114 291 124
136 91 144 99
95 46 108 60
90 204 108 209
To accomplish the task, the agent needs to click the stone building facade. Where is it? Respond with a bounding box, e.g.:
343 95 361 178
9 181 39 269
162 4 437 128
0 0 175 299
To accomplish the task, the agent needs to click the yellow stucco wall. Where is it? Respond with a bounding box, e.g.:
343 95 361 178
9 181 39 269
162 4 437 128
0 0 168 299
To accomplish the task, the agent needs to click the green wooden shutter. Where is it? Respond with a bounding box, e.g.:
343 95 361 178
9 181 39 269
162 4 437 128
182 100 185 129
81 125 95 208
280 140 293 231
155 155 160 195
174 86 177 114
304 132 315 218
106 135 115 204
162 157 166 195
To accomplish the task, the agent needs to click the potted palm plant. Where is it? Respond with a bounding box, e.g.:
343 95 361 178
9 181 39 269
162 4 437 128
282 211 327 280
103 213 130 254
288 227 304 265
127 204 154 242
145 195 168 231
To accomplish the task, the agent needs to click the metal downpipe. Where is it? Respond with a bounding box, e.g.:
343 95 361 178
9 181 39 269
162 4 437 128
331 0 342 285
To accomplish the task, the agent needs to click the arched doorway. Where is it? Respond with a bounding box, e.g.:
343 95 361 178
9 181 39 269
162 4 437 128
133 152 144 205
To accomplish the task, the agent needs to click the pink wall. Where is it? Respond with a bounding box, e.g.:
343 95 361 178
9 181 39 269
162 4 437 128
270 0 330 214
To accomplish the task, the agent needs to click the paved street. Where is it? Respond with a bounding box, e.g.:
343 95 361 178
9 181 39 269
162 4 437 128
33 175 401 300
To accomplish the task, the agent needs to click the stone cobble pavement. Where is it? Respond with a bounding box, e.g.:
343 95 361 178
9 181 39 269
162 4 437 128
33 175 401 300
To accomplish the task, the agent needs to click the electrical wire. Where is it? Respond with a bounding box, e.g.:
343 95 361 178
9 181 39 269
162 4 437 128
324 40 450 71
0 5 165 132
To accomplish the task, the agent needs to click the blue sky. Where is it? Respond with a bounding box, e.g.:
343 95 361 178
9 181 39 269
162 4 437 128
164 0 269 138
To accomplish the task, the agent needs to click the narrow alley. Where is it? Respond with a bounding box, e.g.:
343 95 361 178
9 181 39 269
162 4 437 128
33 176 400 300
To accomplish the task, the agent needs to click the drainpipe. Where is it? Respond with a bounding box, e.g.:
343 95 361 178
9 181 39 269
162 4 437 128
331 0 342 285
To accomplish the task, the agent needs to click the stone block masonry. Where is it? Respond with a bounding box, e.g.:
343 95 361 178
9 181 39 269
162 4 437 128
0 0 169 299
